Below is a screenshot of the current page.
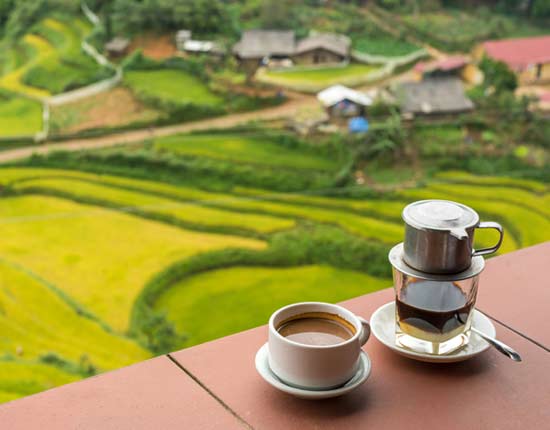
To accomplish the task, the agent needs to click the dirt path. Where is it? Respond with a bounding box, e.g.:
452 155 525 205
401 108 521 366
0 94 317 163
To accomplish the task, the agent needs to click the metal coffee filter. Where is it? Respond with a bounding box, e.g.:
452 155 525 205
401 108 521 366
403 200 479 231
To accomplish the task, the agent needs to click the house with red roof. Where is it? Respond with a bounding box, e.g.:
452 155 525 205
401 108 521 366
413 56 482 84
474 35 550 84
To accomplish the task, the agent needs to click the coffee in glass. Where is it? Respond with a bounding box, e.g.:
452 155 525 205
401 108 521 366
390 243 484 355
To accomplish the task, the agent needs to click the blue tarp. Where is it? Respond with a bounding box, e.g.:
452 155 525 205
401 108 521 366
348 117 369 133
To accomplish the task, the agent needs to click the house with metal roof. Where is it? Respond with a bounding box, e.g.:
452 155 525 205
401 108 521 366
317 85 372 117
474 35 550 84
105 37 130 58
396 78 474 117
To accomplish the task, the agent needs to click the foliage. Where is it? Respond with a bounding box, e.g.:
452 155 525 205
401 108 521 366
135 311 185 354
479 57 517 93
350 114 405 162
3 0 47 42
352 33 419 56
20 149 339 191
39 353 97 377
110 0 232 36
259 0 299 29
130 223 392 343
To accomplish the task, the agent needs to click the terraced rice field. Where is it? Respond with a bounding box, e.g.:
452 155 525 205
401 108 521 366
0 361 80 403
0 195 264 332
0 16 104 98
124 69 223 106
258 64 381 92
22 17 104 94
154 133 340 171
0 260 149 368
0 93 43 137
13 177 295 235
0 166 548 402
155 265 389 346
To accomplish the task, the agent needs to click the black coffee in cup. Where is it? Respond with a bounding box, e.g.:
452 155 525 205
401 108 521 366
277 312 355 346
396 281 474 342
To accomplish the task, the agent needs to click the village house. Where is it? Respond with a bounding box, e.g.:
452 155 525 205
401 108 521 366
233 30 296 74
105 37 130 58
317 85 372 118
396 77 474 118
474 35 550 84
175 29 225 57
233 30 350 73
292 33 351 65
413 56 481 84
175 30 192 51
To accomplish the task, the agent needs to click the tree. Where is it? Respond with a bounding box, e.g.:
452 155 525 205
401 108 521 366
479 57 517 93
138 310 186 354
111 0 229 35
260 0 297 29
4 0 46 42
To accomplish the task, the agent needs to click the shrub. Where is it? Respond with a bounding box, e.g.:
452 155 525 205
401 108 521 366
129 223 392 347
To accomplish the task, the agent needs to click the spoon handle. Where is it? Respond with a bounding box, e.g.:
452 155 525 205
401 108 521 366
471 327 522 362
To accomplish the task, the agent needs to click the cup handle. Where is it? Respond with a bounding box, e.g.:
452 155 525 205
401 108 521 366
357 317 371 346
472 221 504 257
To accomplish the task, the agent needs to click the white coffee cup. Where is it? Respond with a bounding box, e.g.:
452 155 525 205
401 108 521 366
268 302 370 390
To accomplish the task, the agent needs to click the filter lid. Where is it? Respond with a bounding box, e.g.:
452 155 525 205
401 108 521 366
402 200 479 231
389 243 485 281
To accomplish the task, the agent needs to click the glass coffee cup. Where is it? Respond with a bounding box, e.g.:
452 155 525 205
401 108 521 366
389 243 485 355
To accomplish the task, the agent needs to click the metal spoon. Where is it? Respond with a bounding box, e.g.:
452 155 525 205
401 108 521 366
470 327 522 362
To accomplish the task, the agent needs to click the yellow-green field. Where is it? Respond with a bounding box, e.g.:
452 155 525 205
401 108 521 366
0 195 264 332
257 64 382 92
0 260 149 368
0 166 548 403
155 265 390 346
0 361 80 403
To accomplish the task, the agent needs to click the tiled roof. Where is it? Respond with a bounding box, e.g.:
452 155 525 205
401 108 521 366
295 33 351 57
482 36 550 71
233 30 295 59
398 77 474 115
414 56 468 73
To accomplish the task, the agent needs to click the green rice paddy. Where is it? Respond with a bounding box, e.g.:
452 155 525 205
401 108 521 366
124 69 223 106
0 165 548 403
154 265 390 346
154 133 340 171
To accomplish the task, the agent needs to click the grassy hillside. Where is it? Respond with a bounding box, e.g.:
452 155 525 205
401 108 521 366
155 265 389 346
154 133 341 172
0 92 42 137
0 260 149 368
0 159 548 403
0 15 107 98
0 195 264 332
0 361 80 403
125 69 223 106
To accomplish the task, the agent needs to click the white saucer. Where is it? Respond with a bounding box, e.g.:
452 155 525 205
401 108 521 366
255 343 371 399
371 302 496 363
